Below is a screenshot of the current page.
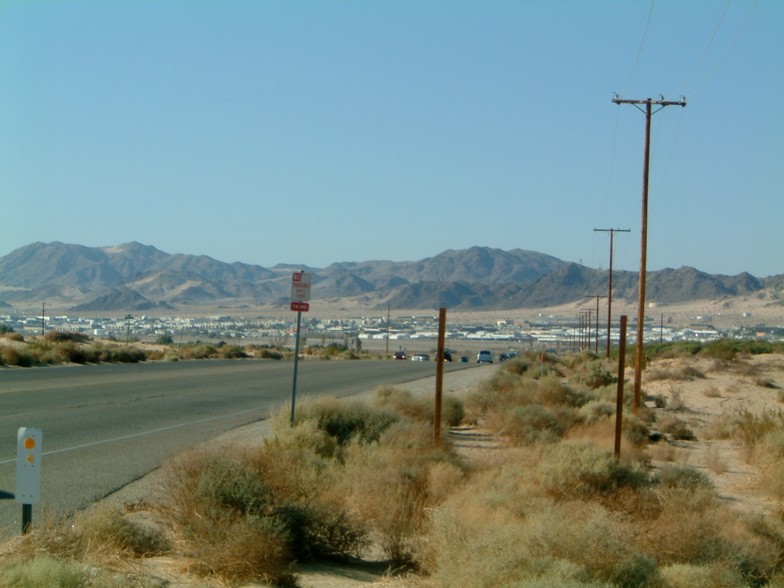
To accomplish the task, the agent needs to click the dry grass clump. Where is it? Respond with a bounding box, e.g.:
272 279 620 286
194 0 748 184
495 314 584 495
0 504 169 587
342 419 466 564
374 386 464 427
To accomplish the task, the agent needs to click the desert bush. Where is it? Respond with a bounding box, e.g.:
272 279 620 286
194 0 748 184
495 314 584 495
43 331 90 344
217 344 248 359
537 375 593 407
163 446 367 584
25 504 169 563
537 440 648 500
576 361 616 390
622 414 652 447
647 364 705 381
659 562 746 588
0 345 36 367
258 348 284 360
373 386 464 428
0 555 97 588
501 357 530 375
577 399 615 424
176 343 218 360
732 408 784 447
2 330 24 341
659 416 695 440
654 464 713 490
343 419 464 564
496 404 565 446
293 397 398 451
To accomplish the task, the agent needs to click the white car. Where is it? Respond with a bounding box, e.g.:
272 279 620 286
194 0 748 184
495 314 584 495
476 350 494 363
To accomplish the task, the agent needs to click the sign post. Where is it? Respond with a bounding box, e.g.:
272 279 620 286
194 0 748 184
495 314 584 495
16 427 42 534
290 272 311 425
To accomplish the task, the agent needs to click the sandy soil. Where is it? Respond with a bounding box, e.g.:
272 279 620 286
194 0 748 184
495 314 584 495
643 353 784 517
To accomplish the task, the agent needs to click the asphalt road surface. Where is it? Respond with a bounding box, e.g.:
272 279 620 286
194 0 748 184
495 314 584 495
0 358 473 536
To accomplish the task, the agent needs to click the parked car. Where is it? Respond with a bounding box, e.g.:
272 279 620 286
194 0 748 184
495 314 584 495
442 350 453 362
476 350 494 364
393 351 406 360
411 353 430 362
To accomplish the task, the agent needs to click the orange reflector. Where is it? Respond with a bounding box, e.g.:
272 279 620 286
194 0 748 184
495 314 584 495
24 438 36 450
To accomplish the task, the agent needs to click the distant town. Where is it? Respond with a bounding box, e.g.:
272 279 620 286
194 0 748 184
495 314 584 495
3 309 782 355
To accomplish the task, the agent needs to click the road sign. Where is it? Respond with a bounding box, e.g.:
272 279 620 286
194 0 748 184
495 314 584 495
290 301 310 312
16 428 42 505
291 271 312 302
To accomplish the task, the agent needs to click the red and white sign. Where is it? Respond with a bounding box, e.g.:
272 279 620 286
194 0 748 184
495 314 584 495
291 271 312 303
291 301 310 312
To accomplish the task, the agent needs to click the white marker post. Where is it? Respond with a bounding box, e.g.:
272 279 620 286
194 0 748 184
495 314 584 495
16 427 42 534
290 271 311 425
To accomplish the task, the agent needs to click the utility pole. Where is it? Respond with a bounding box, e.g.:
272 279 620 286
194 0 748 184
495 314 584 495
613 94 686 412
586 295 606 354
594 228 630 357
41 302 45 336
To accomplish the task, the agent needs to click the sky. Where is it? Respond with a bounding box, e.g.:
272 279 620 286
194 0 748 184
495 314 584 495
1 1 782 278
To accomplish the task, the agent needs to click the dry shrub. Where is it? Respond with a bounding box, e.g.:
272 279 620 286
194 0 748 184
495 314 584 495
373 386 464 427
0 504 170 587
749 428 784 498
732 408 784 448
577 399 615 423
422 486 659 587
659 562 746 588
279 396 398 460
0 554 96 587
488 403 565 446
536 440 648 501
342 420 463 564
703 385 722 398
161 444 367 585
574 361 616 390
0 345 36 367
703 444 728 474
658 415 696 440
24 504 168 564
635 484 781 582
647 363 705 382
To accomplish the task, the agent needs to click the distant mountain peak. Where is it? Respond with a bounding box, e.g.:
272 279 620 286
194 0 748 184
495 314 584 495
0 241 775 312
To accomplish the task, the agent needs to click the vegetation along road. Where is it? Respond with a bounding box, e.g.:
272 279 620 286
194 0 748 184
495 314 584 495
0 358 473 536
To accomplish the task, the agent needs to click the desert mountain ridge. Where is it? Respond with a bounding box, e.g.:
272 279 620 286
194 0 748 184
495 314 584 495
0 241 781 313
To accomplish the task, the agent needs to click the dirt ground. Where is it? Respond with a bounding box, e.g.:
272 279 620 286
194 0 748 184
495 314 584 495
643 352 784 517
101 354 784 587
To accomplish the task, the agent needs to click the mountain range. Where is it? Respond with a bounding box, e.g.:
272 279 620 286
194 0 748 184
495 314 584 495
0 241 781 313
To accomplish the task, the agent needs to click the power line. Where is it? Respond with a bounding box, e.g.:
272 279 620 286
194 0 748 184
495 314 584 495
670 0 732 98
623 0 656 95
680 0 759 99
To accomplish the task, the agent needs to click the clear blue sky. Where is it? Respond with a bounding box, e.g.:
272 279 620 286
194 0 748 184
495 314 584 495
1 1 781 277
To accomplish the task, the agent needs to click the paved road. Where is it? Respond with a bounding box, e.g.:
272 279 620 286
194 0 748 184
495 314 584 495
0 358 472 535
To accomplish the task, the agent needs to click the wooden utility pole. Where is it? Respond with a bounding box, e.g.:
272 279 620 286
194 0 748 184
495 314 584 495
614 315 628 458
613 95 686 412
594 228 630 357
586 295 606 354
434 307 446 447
